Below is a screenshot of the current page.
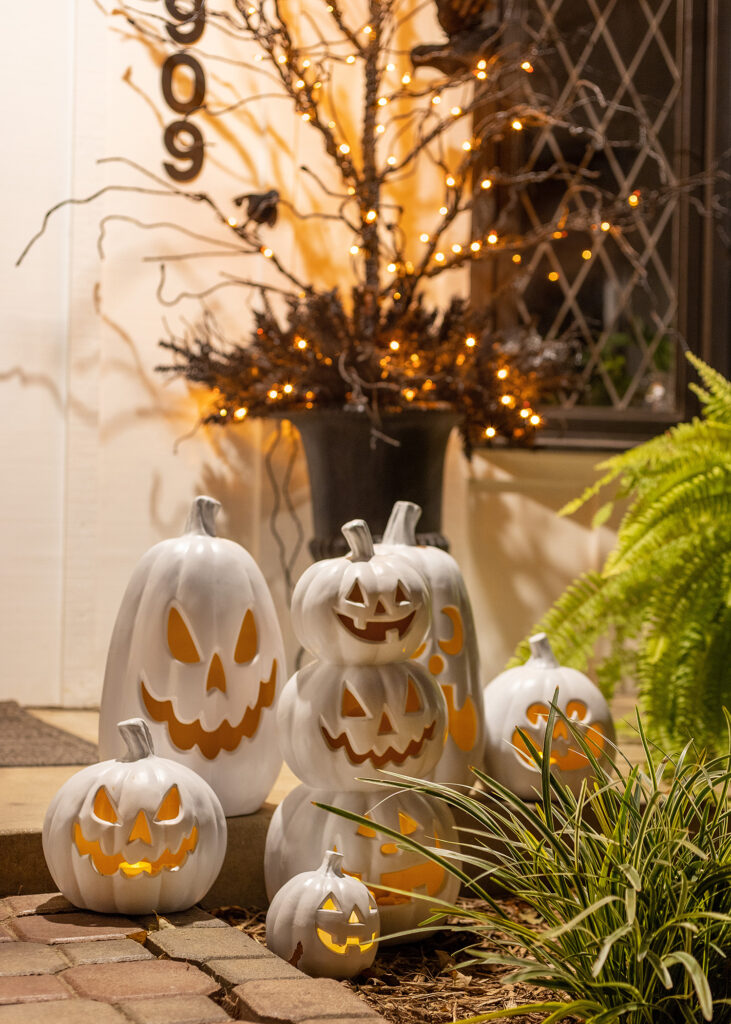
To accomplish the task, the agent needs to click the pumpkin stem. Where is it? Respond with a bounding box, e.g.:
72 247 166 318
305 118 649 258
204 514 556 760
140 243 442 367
186 496 220 537
341 519 375 561
321 849 345 876
528 632 560 668
382 501 422 546
117 718 155 761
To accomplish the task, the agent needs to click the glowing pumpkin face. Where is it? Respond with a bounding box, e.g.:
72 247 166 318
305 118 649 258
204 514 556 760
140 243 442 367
276 661 447 790
483 633 615 798
290 519 431 665
379 501 485 788
266 850 379 978
265 785 461 940
98 496 285 816
43 719 227 915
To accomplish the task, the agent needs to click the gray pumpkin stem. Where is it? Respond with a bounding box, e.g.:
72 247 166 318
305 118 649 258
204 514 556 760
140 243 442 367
185 496 220 537
382 501 422 546
321 849 345 876
341 519 374 562
118 719 155 761
527 632 560 669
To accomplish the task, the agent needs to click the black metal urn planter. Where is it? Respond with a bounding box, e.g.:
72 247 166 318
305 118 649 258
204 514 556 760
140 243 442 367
285 408 461 559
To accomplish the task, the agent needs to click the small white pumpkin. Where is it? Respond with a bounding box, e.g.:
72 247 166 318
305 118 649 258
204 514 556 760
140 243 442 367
43 718 227 915
379 500 485 788
277 659 447 790
98 496 285 816
265 784 460 941
290 519 431 665
266 849 379 978
482 633 615 798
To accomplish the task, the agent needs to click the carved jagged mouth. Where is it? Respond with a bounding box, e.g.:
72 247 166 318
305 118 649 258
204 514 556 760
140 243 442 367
320 719 436 769
316 927 378 954
140 660 277 760
73 822 198 877
336 611 416 643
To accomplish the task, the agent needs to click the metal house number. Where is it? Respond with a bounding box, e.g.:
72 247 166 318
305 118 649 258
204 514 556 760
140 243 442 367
162 0 205 181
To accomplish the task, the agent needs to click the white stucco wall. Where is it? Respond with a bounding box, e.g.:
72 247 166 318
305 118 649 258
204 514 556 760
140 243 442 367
0 0 617 707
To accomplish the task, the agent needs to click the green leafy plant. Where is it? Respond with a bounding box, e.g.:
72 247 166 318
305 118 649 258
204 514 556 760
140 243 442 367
516 351 731 751
319 705 731 1023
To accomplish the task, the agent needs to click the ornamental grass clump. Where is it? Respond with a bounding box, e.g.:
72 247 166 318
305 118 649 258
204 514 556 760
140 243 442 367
320 705 731 1023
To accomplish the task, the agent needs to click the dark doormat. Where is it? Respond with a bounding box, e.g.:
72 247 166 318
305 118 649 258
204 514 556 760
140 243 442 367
0 702 97 766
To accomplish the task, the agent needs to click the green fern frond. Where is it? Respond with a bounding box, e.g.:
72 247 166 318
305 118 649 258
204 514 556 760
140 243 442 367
517 352 731 750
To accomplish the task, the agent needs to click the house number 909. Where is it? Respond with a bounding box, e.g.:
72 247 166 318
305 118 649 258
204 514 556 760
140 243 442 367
162 0 205 181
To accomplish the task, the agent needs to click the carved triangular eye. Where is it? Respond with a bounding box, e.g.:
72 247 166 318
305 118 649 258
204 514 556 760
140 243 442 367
234 609 258 664
395 581 410 605
398 811 420 836
168 607 200 664
342 685 366 717
346 581 366 605
348 907 364 924
404 676 422 713
155 785 181 822
319 894 340 912
93 787 118 824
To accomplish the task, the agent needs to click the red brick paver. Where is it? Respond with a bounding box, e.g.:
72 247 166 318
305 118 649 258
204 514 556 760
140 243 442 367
0 998 127 1022
147 927 267 964
0 974 71 1005
60 938 154 966
1 895 75 918
206 956 302 987
62 959 219 1003
0 942 69 976
232 978 383 1022
10 912 145 944
118 993 233 1024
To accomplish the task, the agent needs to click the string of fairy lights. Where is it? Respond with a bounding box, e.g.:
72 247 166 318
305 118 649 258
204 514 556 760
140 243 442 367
152 1 647 450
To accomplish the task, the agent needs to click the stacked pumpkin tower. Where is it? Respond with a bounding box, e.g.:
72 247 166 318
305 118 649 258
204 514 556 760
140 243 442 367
265 519 461 940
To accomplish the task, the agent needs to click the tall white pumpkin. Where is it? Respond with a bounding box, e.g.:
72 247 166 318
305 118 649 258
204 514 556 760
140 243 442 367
98 496 285 816
378 501 484 788
482 632 615 798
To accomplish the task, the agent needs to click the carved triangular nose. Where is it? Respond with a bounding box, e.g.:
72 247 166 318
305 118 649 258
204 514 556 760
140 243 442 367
378 711 394 735
552 719 568 741
207 653 227 693
128 810 152 845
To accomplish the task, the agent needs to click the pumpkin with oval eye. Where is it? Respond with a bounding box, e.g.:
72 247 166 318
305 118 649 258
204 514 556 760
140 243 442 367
43 718 227 915
379 501 484 788
98 496 285 816
265 784 460 940
290 519 431 665
482 633 615 798
266 849 379 978
277 660 447 790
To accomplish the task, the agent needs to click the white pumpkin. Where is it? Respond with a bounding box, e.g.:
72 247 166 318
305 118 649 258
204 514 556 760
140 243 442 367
482 633 615 798
290 519 431 665
277 659 447 790
265 784 461 941
43 718 227 915
98 496 285 816
379 500 485 789
266 849 379 978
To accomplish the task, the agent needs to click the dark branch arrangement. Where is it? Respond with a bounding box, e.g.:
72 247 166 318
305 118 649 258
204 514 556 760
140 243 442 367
22 0 704 451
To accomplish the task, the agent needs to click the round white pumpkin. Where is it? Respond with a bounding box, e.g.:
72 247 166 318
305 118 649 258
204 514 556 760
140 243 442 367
277 659 447 791
43 718 227 915
290 519 431 665
266 849 379 978
265 784 460 941
378 500 485 789
98 496 285 816
482 633 615 798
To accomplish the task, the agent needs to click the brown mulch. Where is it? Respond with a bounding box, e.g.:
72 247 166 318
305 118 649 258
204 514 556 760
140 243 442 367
216 897 562 1024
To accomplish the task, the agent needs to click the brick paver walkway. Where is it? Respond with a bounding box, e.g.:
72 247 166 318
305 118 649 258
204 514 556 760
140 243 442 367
0 893 385 1023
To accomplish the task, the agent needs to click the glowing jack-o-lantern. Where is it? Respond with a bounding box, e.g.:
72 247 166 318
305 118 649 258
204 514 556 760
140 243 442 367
378 501 484 788
290 519 431 665
277 661 447 790
266 849 379 978
43 718 227 915
483 633 615 798
265 784 460 940
98 496 286 816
